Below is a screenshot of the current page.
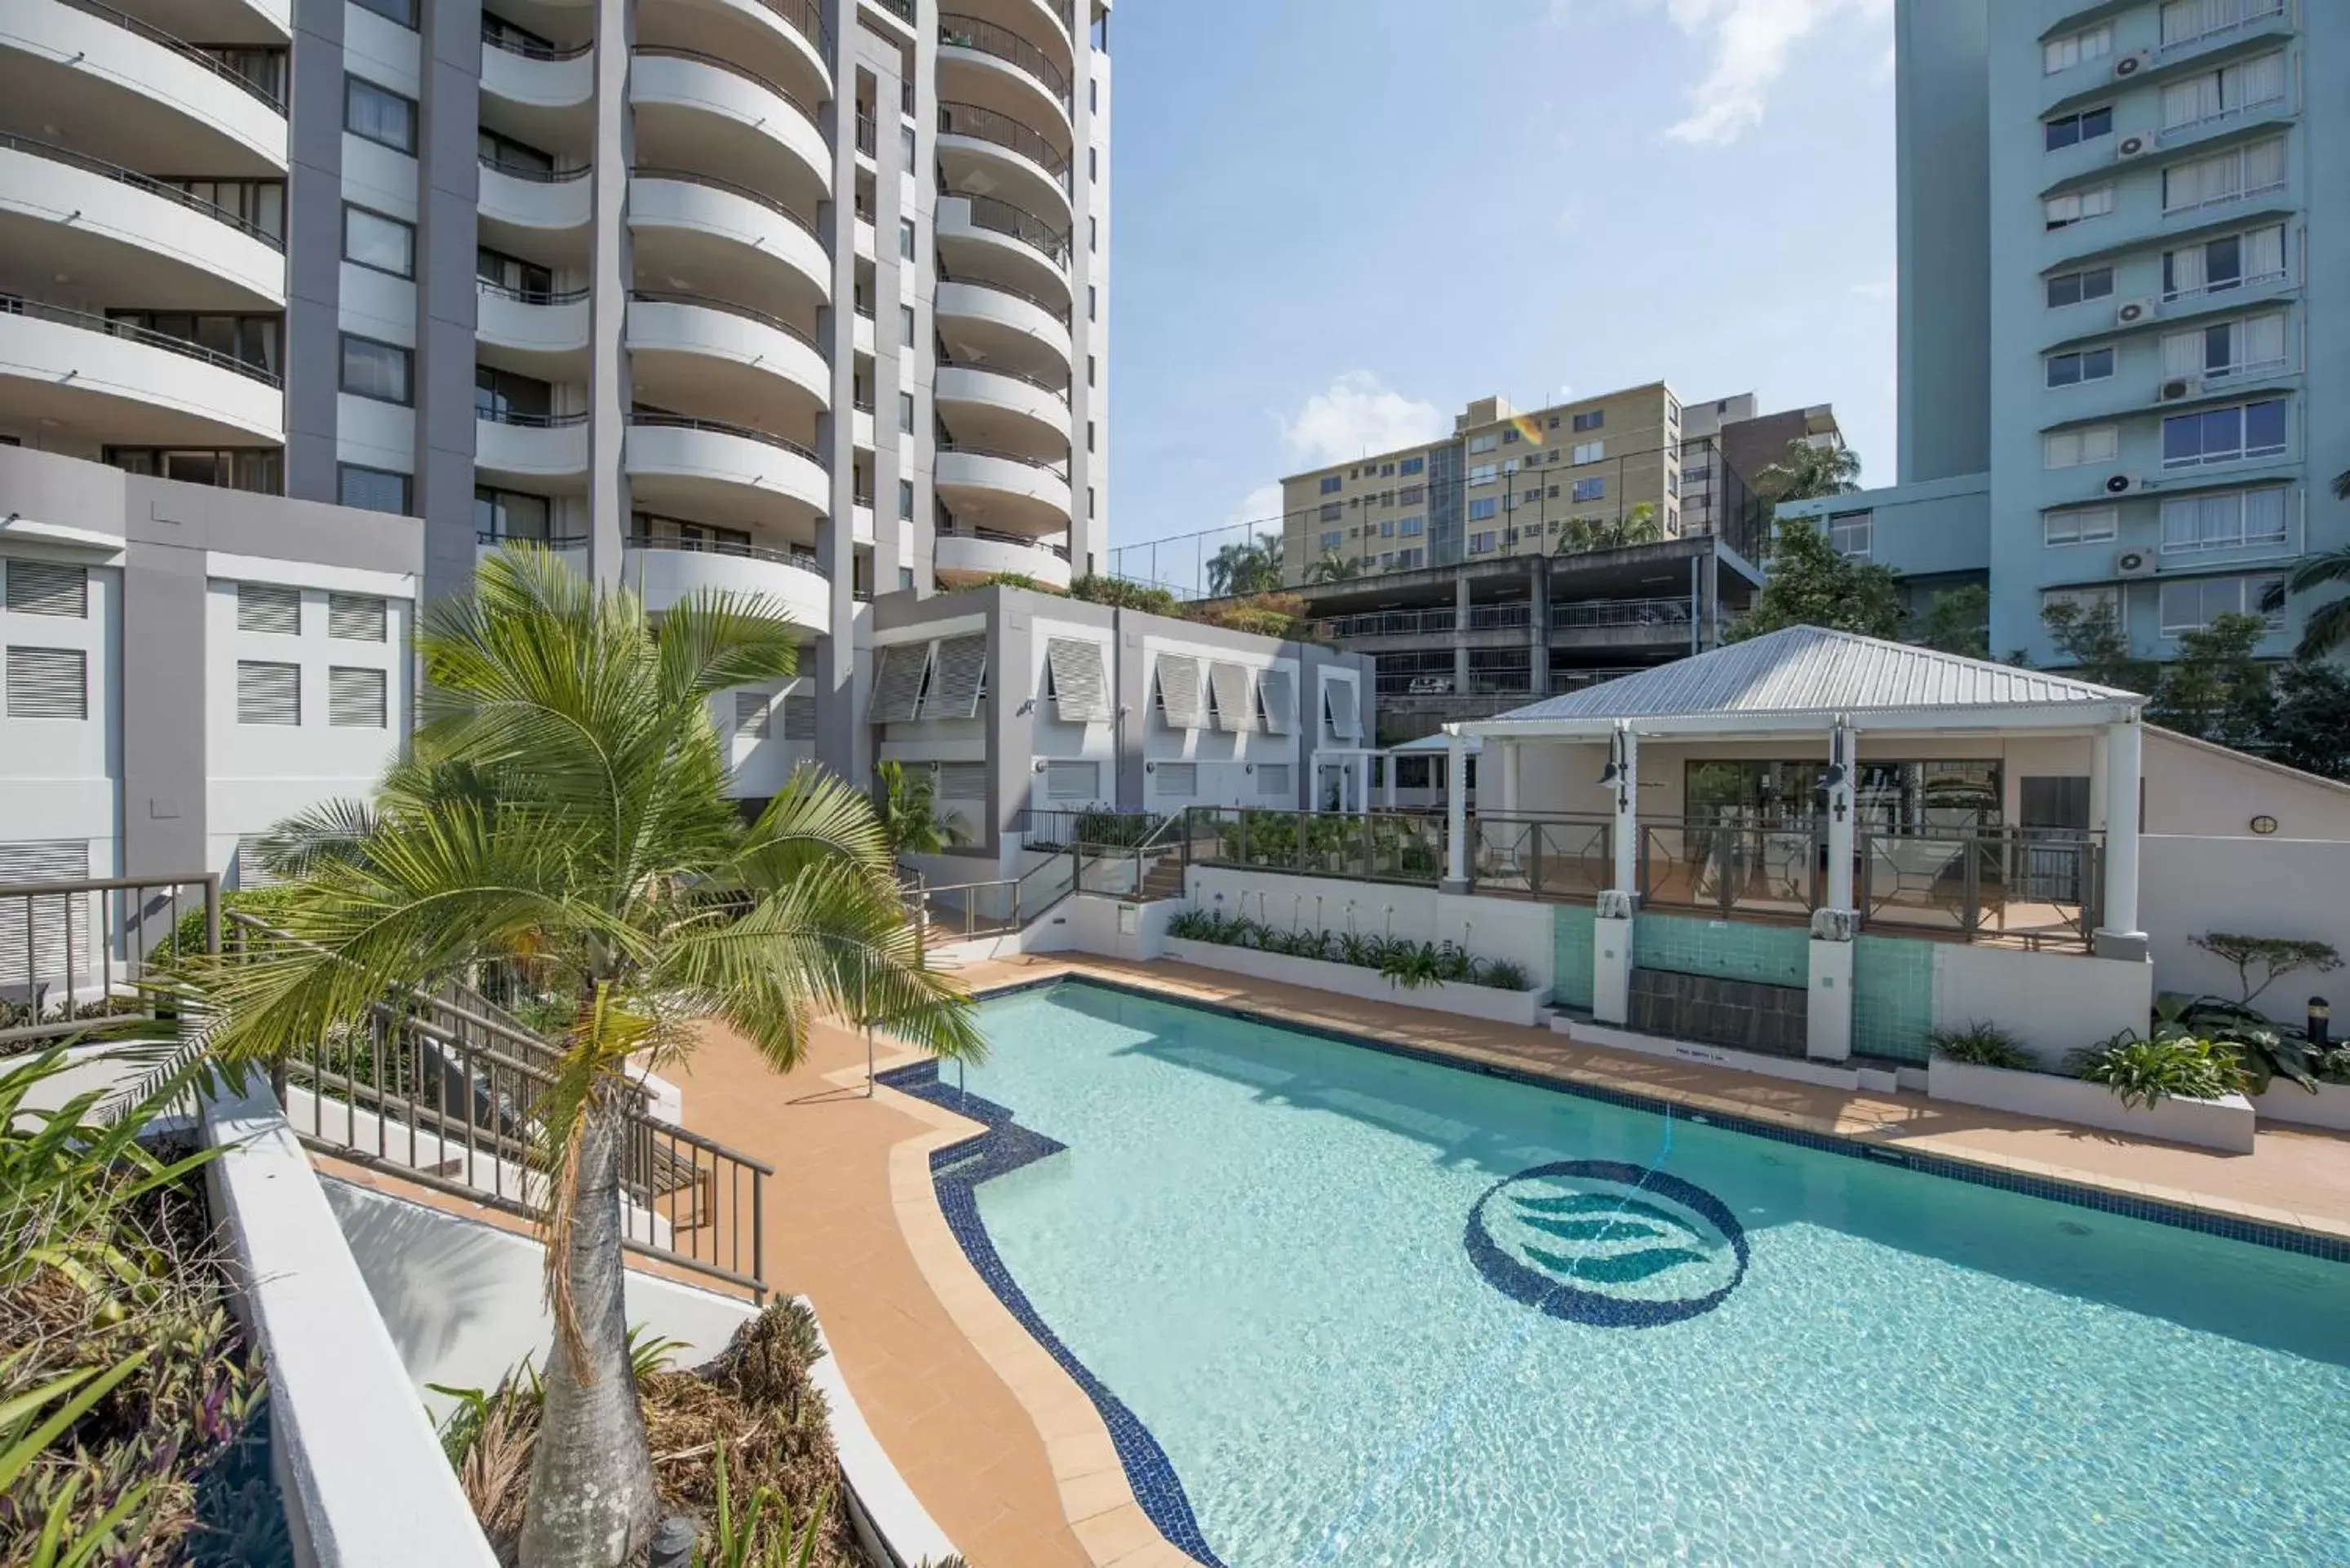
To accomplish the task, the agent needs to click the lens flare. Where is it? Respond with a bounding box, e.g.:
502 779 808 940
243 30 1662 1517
1508 413 1546 446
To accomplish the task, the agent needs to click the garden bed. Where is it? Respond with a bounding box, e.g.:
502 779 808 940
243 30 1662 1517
2248 1080 2350 1134
1162 937 1550 1027
1925 1055 2256 1154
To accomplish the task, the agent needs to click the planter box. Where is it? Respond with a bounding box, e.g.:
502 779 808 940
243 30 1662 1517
1927 1056 2256 1154
1161 937 1549 1027
2250 1079 2350 1133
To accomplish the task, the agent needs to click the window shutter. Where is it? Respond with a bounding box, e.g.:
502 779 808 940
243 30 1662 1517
235 836 282 890
938 761 987 799
328 593 388 642
1208 662 1256 733
6 647 86 719
237 583 302 635
782 692 816 741
1154 654 1204 729
1155 762 1196 797
0 840 92 990
328 667 388 728
1044 759 1099 800
237 661 301 724
924 634 989 719
6 561 87 618
1257 763 1292 796
1256 669 1297 735
735 690 773 738
867 641 932 723
1044 637 1109 721
1324 680 1361 741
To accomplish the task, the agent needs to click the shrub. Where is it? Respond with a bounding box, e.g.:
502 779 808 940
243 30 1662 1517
1379 941 1448 990
1337 932 1386 969
2158 993 2321 1096
1483 959 1530 992
2069 1033 2246 1108
1066 574 1178 615
2188 931 2342 1005
1927 1021 2034 1071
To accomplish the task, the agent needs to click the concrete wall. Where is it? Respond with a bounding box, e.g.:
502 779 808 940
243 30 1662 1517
1183 865 1555 991
1893 0 1990 485
2144 729 2350 839
1930 941 2154 1071
2143 835 2350 1020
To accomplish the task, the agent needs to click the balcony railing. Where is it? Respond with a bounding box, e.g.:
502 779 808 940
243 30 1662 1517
939 357 1071 402
0 871 219 1051
950 192 1071 266
938 101 1071 185
0 133 285 250
1319 607 1458 640
2158 0 2284 53
634 45 813 117
629 289 820 350
629 411 820 465
481 26 590 60
1554 596 1694 631
477 531 588 547
479 154 591 184
59 0 286 110
756 0 831 55
1467 603 1532 631
936 270 1071 322
938 13 1071 104
0 299 283 387
476 405 588 427
478 277 592 305
937 441 1069 481
626 531 827 579
631 165 817 236
855 113 878 155
942 525 1070 558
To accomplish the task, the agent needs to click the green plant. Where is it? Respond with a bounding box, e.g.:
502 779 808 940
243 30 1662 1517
1379 941 1448 990
1483 959 1529 992
2188 932 2343 1006
1066 574 1178 615
1927 1021 2034 1071
177 546 979 1568
2069 1032 2246 1107
1725 516 1904 644
877 760 966 857
1337 932 1385 968
1434 942 1479 984
2156 994 2319 1096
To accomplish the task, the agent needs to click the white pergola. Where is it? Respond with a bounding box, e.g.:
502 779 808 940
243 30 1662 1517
1444 626 2150 959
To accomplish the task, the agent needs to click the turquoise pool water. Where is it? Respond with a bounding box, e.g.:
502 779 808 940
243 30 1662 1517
947 982 2350 1566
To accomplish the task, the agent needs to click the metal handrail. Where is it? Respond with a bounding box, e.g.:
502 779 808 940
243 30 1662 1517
478 154 590 184
938 13 1071 103
939 357 1071 401
632 45 813 117
941 524 1070 558
936 270 1071 320
478 530 589 547
0 299 283 388
0 134 284 250
855 113 878 155
628 410 821 464
1552 596 1695 630
938 100 1071 183
945 191 1071 265
626 532 827 578
937 441 1070 479
628 289 820 350
57 0 286 110
631 165 817 235
481 27 591 60
477 277 591 305
476 405 588 427
0 872 219 1049
757 0 831 52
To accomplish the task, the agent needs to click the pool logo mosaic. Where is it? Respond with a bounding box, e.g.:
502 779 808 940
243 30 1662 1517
1464 1159 1749 1327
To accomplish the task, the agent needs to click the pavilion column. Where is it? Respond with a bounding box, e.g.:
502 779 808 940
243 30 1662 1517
2095 717 2148 962
1808 719 1858 1062
1609 724 1638 895
1594 724 1638 1025
1383 751 1398 809
1824 720 1856 916
1443 730 1469 892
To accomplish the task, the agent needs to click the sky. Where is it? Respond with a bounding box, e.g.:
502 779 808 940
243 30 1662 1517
1102 0 1900 570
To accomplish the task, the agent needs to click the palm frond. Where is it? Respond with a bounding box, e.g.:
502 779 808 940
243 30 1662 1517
2295 596 2350 662
652 588 805 711
2283 547 2350 596
256 796 380 879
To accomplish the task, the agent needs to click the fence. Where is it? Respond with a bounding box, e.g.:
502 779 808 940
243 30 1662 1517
0 872 219 1050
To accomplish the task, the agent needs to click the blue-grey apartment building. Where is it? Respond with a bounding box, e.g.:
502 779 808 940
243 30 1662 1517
1780 0 2344 669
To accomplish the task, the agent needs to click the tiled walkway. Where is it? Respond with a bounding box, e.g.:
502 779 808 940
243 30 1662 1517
669 953 2350 1567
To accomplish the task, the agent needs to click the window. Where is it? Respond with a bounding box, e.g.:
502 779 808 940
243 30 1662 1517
2045 106 2113 151
1399 456 1425 476
902 124 917 171
329 594 388 641
1319 503 1341 523
2044 507 2120 547
2161 574 2286 634
339 204 415 278
237 583 301 635
734 690 772 739
1088 216 1097 252
2042 585 2120 620
1570 441 1603 464
2163 224 2286 302
1086 420 1095 453
2162 312 2287 382
1466 433 1499 454
2163 138 2285 215
898 479 915 520
1468 463 1499 485
106 312 279 374
104 446 280 494
1827 512 1873 558
237 661 300 725
1380 519 1395 538
1088 146 1097 180
1088 286 1097 321
1399 516 1423 536
476 487 550 540
1087 354 1097 388
1397 484 1424 505
1468 529 1497 554
1381 463 1394 476
1501 428 1519 445
2162 51 2286 133
5 562 86 618
4 648 85 719
1319 530 1342 551
2044 425 2120 469
1319 476 1341 495
2162 398 2288 467
344 76 415 152
2046 266 2115 308
2160 0 2284 50
2044 23 2111 73
898 219 916 259
2045 184 2116 229
339 463 410 515
901 305 916 346
2161 488 2289 553
1572 410 1603 432
477 126 553 177
329 667 388 728
1571 477 1605 503
2046 346 2117 388
898 392 915 432
1467 498 1497 522
339 334 411 404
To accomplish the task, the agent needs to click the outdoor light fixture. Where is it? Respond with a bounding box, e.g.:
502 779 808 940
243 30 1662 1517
1598 762 1621 785
2312 997 2331 1049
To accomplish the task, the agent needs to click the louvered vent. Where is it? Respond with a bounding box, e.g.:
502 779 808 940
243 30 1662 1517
782 693 816 742
735 690 773 739
938 761 988 799
924 634 989 719
1256 669 1297 734
1155 762 1197 797
0 840 91 989
867 642 931 723
237 583 302 635
1257 763 1292 795
6 561 87 618
1324 680 1361 741
1208 662 1256 733
329 667 388 728
6 647 86 719
328 593 388 642
234 837 281 890
237 661 301 725
1044 638 1110 722
1154 654 1204 729
1045 760 1099 800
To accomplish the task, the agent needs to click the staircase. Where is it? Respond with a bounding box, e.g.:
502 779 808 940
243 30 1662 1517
1136 857 1187 902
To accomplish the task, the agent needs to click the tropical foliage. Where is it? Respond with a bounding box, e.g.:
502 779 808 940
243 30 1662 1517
1913 585 1990 661
2255 468 2350 658
1164 909 1532 992
1554 503 1664 557
1204 808 1443 882
1305 550 1363 584
1066 574 1179 614
1754 437 1861 503
2038 596 2155 693
1205 533 1284 597
1926 1020 2033 1071
876 760 964 857
1727 516 1904 643
176 547 981 1566
2069 1032 2246 1108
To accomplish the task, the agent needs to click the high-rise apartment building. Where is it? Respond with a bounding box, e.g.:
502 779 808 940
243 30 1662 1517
0 0 1112 880
1788 0 2343 668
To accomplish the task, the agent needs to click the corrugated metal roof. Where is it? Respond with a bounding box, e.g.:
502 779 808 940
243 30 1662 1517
1478 626 2142 729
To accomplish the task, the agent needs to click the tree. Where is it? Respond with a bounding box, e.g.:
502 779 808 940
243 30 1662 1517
187 547 982 1566
2188 931 2343 1005
2269 657 2350 780
1306 549 1363 583
1915 584 1990 660
2039 596 2157 693
1754 438 1862 503
1206 532 1284 596
1555 502 1665 557
1725 516 1904 642
2146 612 2274 748
877 758 962 855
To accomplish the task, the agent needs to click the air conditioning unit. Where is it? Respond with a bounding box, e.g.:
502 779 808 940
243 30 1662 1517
2113 50 2153 79
2116 296 2162 326
2158 375 2201 402
2114 133 2155 161
2115 548 2158 579
2104 472 2148 497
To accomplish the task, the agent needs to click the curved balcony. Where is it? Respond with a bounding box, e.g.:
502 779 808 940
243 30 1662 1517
625 290 830 419
0 134 284 310
934 529 1071 590
669 0 831 105
625 412 829 530
476 279 590 360
630 47 830 207
938 13 1071 127
479 30 593 111
4 0 288 173
933 444 1071 536
934 361 1069 457
474 407 589 483
937 100 1071 219
935 274 1072 377
623 538 831 636
935 192 1071 308
478 157 592 234
0 299 282 445
628 168 830 321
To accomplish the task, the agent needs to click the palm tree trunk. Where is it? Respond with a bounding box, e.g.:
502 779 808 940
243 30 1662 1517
518 1093 654 1567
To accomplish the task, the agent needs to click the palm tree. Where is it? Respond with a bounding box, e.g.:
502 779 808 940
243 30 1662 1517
1556 502 1665 556
2255 468 2350 659
878 758 963 854
1754 437 1863 503
188 547 982 1566
1206 533 1284 596
1305 549 1362 583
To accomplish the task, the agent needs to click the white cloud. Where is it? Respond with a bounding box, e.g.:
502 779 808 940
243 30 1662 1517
1554 0 1890 148
1275 372 1448 469
1232 481 1284 526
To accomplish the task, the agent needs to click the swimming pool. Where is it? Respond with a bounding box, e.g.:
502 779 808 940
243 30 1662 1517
917 980 2350 1566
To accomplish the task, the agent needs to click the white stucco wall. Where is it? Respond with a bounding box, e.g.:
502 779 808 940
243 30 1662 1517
1141 631 1303 815
1930 942 2155 1071
0 550 122 873
2142 835 2350 1021
1183 865 1555 990
1025 611 1119 813
2143 729 2350 840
